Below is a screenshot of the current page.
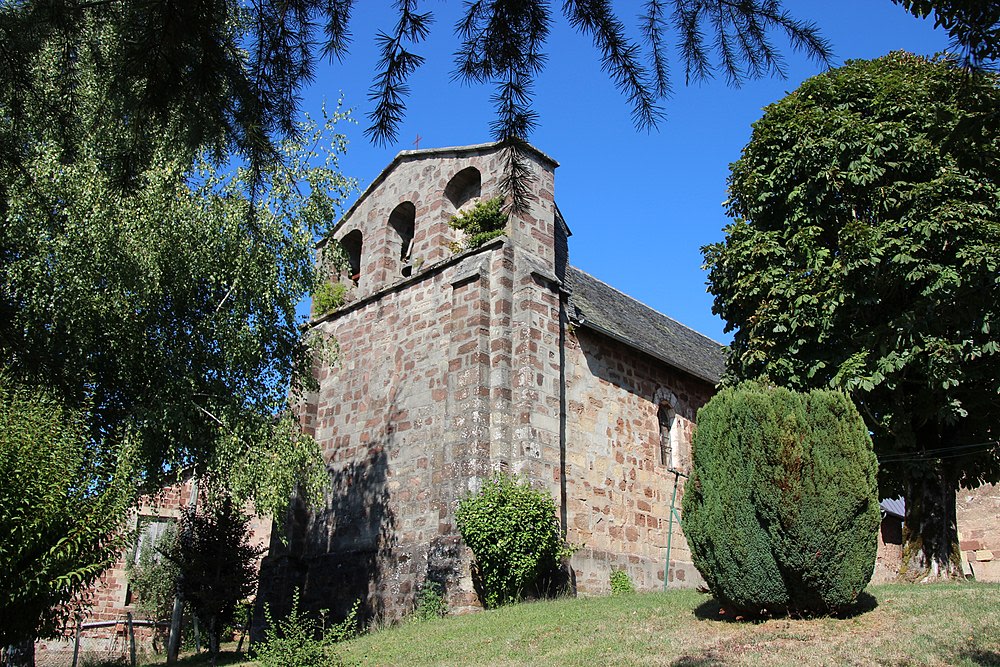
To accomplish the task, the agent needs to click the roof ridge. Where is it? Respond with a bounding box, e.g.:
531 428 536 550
567 265 724 347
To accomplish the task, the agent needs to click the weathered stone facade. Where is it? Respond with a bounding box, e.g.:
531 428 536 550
257 142 724 623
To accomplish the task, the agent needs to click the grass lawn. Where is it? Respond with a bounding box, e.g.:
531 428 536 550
162 583 999 667
336 583 999 667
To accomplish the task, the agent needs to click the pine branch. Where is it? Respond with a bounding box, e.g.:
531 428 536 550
563 0 664 131
364 0 433 146
455 1 551 211
499 138 536 216
672 0 830 85
673 0 713 84
642 0 672 98
319 0 356 62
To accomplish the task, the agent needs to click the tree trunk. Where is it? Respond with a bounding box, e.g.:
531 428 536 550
902 460 961 579
3 640 35 667
207 617 219 667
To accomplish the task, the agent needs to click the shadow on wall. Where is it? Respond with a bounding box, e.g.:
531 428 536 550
254 446 396 633
575 329 645 398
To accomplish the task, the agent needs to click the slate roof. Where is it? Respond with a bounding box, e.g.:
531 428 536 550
880 497 905 519
564 266 726 385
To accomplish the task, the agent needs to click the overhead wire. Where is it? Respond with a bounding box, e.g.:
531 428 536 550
877 439 999 464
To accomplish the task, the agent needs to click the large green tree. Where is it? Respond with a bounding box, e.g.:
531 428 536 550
1 18 351 517
1 19 350 660
704 52 999 578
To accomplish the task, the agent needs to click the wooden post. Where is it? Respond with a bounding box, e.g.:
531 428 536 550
127 613 136 667
235 613 251 654
71 617 82 667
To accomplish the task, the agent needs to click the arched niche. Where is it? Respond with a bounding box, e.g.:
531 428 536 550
341 229 363 286
444 166 481 210
657 403 676 468
388 201 416 277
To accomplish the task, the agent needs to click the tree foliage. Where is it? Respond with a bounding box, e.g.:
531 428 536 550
0 14 353 516
455 474 573 608
165 497 266 660
682 383 879 616
704 52 1000 577
891 0 1000 67
0 377 137 647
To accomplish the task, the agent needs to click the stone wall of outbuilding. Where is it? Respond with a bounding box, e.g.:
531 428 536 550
958 483 1000 582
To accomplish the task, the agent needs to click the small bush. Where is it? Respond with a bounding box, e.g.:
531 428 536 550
609 569 635 595
165 496 265 657
325 599 360 643
412 581 447 621
681 382 879 616
312 281 348 315
448 197 507 249
455 473 574 608
255 591 344 667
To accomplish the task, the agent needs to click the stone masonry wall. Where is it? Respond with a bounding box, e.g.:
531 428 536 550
563 328 714 593
958 483 1000 581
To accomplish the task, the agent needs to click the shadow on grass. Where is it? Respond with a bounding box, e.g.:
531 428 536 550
170 650 250 666
959 649 1000 667
692 591 878 623
670 652 724 666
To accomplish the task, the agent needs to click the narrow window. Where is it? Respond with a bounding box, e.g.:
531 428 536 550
125 516 174 605
444 166 481 210
341 229 363 286
658 404 675 468
389 202 416 277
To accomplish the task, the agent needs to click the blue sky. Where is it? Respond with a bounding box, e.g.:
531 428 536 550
300 2 950 344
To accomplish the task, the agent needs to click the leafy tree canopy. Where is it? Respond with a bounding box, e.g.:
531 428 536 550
0 18 351 515
891 0 1000 67
704 52 1000 578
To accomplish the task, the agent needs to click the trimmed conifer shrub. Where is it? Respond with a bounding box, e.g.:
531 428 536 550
681 382 879 616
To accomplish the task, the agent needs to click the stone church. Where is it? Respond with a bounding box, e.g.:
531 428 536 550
35 143 1000 663
257 140 726 621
